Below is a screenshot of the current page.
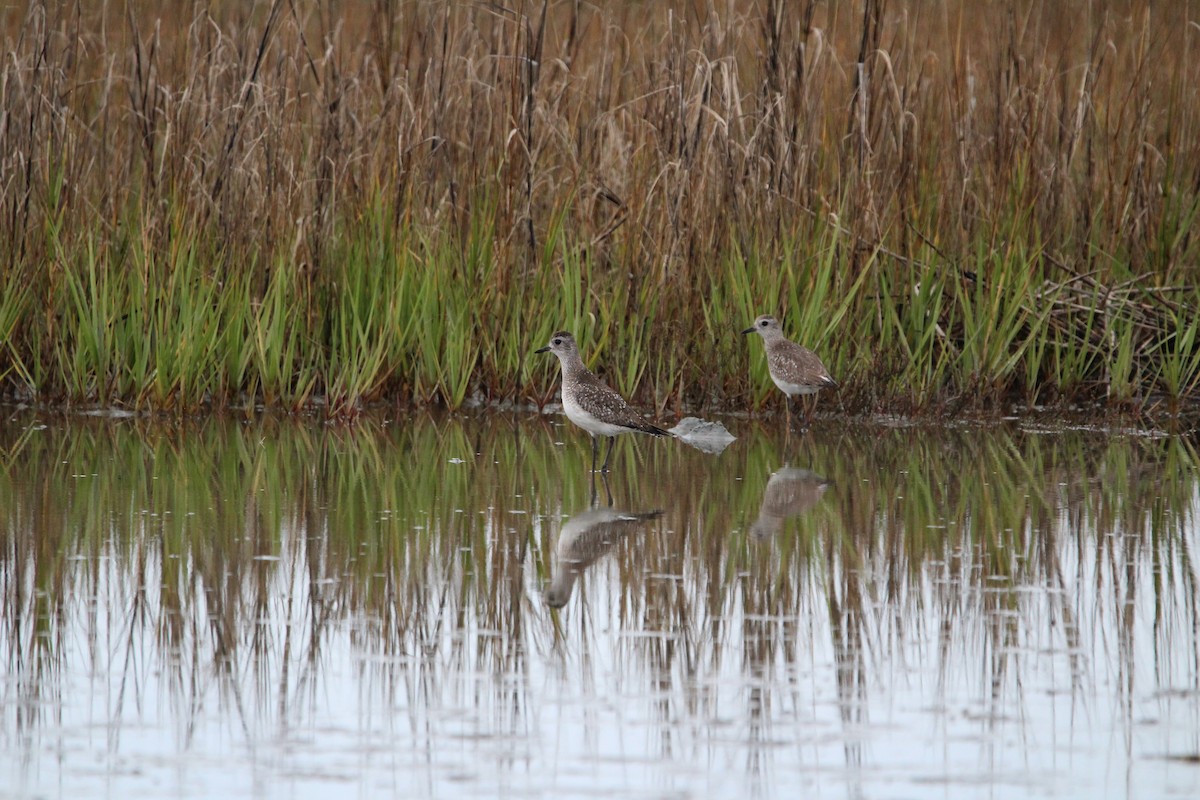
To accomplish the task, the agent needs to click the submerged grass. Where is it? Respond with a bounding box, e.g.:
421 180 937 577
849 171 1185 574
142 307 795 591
3 1 1200 418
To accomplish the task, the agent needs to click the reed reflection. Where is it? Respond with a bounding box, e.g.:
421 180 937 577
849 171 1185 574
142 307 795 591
0 412 1197 798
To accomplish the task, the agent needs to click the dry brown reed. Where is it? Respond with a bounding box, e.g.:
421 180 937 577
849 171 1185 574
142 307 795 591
3 1 1200 413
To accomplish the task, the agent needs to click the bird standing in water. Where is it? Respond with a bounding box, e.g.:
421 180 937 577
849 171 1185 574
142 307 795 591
536 331 669 472
742 314 837 427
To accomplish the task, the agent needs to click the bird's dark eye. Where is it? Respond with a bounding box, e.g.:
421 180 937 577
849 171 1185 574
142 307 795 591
760 319 768 327
553 338 562 346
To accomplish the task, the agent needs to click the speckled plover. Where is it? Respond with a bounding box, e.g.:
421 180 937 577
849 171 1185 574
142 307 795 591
536 331 669 472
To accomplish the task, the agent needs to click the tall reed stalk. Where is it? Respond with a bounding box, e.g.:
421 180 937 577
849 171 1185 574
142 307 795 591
2 1 1199 418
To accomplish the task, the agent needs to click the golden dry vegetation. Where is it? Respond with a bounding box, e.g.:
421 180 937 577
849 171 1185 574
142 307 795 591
2 1 1199 417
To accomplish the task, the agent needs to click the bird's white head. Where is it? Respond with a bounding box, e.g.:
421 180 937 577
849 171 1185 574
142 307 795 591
741 315 782 339
535 331 580 361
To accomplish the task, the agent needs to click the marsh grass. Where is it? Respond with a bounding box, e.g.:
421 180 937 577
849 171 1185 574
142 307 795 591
3 1 1200 417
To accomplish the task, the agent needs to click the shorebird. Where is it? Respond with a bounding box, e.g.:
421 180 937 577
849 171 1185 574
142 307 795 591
742 314 837 426
536 331 670 472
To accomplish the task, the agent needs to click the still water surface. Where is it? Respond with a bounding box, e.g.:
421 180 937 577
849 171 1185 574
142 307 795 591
1 409 1199 799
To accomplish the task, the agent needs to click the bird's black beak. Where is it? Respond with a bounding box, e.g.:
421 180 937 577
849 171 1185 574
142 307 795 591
534 345 550 354
740 326 755 335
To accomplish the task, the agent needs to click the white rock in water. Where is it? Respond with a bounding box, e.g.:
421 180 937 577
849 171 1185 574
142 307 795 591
669 417 736 454
79 408 137 419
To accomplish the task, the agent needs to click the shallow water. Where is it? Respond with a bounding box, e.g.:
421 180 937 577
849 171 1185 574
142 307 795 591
1 409 1199 799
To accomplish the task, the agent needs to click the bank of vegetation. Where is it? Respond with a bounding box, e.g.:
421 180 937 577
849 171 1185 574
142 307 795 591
2 0 1199 419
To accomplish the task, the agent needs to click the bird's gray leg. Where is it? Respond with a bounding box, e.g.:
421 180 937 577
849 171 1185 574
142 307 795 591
784 398 793 446
590 436 599 473
601 436 617 472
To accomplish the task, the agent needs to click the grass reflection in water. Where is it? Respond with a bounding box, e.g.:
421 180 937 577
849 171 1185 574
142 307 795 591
0 410 1197 798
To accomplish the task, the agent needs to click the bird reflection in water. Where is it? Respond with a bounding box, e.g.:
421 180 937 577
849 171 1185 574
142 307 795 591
749 467 831 538
545 476 663 609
